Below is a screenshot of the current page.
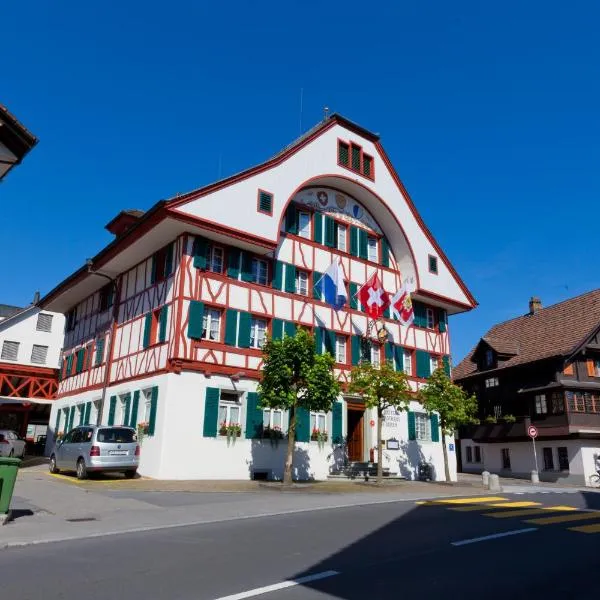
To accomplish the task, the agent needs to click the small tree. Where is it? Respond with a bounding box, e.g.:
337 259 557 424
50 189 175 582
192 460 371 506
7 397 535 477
418 367 478 482
258 329 340 485
349 360 411 483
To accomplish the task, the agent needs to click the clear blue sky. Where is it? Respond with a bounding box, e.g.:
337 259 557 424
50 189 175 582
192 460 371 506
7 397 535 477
2 1 599 363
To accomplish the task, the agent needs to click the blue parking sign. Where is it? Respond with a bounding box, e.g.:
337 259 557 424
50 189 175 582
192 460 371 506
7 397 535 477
449 443 455 452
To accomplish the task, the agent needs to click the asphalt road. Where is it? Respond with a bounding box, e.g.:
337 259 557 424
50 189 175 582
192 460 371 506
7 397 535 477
2 491 600 600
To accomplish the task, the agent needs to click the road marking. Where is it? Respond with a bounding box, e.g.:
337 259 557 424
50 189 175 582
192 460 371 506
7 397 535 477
211 570 340 599
486 506 577 519
48 473 85 484
426 496 507 505
525 512 600 525
569 523 600 534
451 528 537 546
450 505 509 512
486 501 541 509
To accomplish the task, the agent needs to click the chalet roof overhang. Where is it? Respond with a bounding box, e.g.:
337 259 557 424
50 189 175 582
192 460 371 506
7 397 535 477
0 104 38 181
454 354 563 383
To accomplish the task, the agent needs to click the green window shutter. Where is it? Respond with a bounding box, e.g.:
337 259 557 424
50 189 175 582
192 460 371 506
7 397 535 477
84 402 91 425
245 392 263 439
123 393 131 426
285 205 298 234
381 238 390 267
241 252 254 283
324 329 335 355
227 248 241 279
284 321 296 338
95 338 104 366
349 282 358 310
150 254 157 284
332 402 343 444
143 313 152 348
238 311 252 348
285 263 296 294
313 212 323 244
193 237 208 269
63 409 69 433
438 309 447 333
408 411 416 440
187 301 205 339
351 145 361 171
159 305 168 342
350 226 359 257
324 216 336 247
272 318 283 341
383 306 390 319
338 141 349 166
67 354 73 375
313 271 322 300
108 396 117 426
416 350 431 378
385 342 394 363
351 335 362 365
76 349 84 373
358 228 368 260
314 327 323 354
295 407 310 442
130 391 140 428
165 243 174 277
68 406 75 430
272 261 284 290
413 302 427 328
78 404 84 426
224 309 239 346
148 386 158 435
394 346 404 371
54 410 61 436
430 414 440 442
203 387 220 437
363 154 373 178
443 355 451 377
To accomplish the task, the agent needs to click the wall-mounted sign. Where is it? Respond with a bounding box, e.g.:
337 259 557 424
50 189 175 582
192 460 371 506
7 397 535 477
386 439 400 450
449 443 455 452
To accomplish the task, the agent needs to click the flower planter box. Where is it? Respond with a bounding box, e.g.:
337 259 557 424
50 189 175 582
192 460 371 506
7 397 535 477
311 433 328 442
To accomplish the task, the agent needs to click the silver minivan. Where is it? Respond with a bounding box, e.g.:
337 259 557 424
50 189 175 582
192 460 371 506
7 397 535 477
50 426 139 479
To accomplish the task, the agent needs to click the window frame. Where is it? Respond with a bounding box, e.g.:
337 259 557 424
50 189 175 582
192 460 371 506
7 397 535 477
297 211 311 239
367 235 378 263
535 394 548 415
485 377 499 388
250 317 268 349
542 447 554 471
295 270 309 296
403 349 413 376
310 412 327 437
474 446 482 463
202 307 222 342
557 447 569 471
501 448 511 470
218 391 242 434
263 408 284 432
426 308 436 330
335 334 347 364
370 345 381 368
337 222 347 252
466 446 473 463
251 258 269 286
414 412 432 442
207 245 224 274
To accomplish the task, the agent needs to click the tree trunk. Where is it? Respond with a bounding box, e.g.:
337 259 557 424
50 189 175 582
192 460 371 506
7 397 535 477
376 405 383 484
441 427 451 483
283 405 296 485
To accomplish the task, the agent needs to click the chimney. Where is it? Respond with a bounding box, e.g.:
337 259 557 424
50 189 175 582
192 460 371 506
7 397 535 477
529 296 542 315
32 290 40 305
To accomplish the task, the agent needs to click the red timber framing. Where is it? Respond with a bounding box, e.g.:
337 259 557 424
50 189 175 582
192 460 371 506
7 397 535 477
0 362 58 400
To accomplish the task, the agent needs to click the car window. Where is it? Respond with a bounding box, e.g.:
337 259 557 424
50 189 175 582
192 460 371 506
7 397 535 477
96 428 136 444
81 429 93 443
71 430 83 444
62 431 74 444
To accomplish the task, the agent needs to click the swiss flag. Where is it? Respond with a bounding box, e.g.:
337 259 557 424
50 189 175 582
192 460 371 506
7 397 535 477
357 273 390 319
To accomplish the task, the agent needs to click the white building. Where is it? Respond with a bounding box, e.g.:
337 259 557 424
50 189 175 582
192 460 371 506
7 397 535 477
41 114 475 480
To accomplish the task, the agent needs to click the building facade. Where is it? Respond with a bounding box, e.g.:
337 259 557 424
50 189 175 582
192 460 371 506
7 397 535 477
454 293 600 486
41 115 475 480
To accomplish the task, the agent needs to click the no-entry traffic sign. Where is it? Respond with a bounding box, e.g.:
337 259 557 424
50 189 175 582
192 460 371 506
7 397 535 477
528 425 538 439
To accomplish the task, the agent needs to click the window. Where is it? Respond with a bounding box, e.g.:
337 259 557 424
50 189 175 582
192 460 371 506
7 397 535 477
1 341 19 361
501 448 511 470
543 447 554 471
338 140 374 179
252 258 268 286
564 363 574 376
218 391 241 433
338 141 350 167
250 318 267 349
567 391 585 412
428 255 438 275
145 309 160 347
337 223 347 252
535 394 548 415
36 313 53 332
466 446 473 463
403 349 413 376
335 335 347 364
415 413 431 441
362 154 373 178
584 393 596 414
370 345 380 368
95 337 105 366
426 308 436 330
430 355 441 374
257 190 273 215
98 283 114 313
474 446 482 463
310 412 327 435
485 377 499 388
298 211 311 239
93 399 103 425
351 144 361 171
207 246 224 273
65 309 76 331
142 389 153 423
595 360 600 377
551 391 564 414
485 349 494 367
31 345 49 365
366 236 378 262
153 248 167 283
118 395 130 426
201 308 221 341
263 409 283 433
296 270 309 296
557 447 569 471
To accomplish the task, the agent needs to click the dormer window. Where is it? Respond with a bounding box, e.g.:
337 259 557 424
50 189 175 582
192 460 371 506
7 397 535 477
485 349 494 367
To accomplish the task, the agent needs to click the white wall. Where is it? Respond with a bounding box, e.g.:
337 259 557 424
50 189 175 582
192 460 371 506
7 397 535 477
0 307 65 370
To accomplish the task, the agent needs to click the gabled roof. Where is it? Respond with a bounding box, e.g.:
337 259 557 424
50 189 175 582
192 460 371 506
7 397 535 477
0 304 23 320
0 103 38 180
454 289 600 380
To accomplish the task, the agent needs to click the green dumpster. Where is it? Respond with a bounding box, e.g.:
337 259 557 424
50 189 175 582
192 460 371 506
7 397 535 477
0 457 21 514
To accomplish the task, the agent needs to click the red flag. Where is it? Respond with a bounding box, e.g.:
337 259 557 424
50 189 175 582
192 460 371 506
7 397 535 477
390 283 414 325
357 273 390 319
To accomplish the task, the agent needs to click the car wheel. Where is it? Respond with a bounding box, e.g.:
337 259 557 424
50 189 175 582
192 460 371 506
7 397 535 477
124 470 137 479
49 454 59 474
76 458 88 480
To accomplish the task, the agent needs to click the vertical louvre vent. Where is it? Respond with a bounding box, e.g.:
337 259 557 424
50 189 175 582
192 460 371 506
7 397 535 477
362 154 372 178
1 340 19 361
338 141 349 166
36 313 53 332
351 145 361 171
258 191 273 214
31 344 49 364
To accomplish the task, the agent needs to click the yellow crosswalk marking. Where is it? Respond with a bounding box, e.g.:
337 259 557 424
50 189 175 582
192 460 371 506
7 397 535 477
430 496 507 505
486 501 541 509
569 523 600 534
486 506 577 519
525 512 600 525
450 505 508 512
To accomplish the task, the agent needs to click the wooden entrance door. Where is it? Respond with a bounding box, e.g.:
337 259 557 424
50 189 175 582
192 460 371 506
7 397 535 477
347 405 365 462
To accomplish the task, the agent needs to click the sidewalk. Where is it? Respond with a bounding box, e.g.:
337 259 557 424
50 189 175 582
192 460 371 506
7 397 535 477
1 466 585 549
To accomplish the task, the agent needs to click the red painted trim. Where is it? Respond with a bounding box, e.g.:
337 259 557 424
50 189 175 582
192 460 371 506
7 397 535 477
0 362 57 377
256 188 274 216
